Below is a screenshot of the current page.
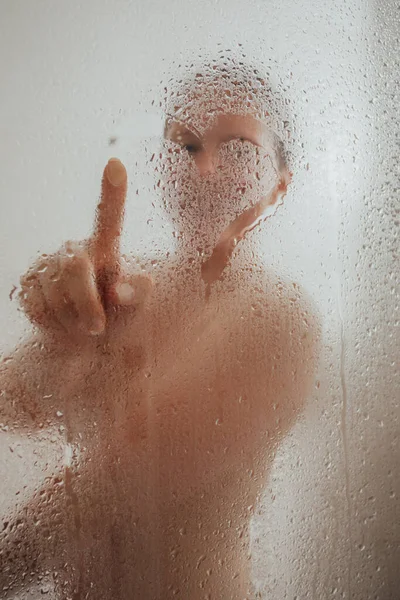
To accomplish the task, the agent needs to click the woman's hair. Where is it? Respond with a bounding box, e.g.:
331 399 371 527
162 53 293 173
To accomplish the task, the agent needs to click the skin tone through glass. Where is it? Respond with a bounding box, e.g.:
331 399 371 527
0 78 319 599
164 112 291 289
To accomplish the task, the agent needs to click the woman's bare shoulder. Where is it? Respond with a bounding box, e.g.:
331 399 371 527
223 266 321 356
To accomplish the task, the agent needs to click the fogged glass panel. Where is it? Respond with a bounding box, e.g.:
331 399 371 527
0 1 398 598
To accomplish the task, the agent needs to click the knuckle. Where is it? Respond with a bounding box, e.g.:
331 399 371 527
20 270 38 291
63 253 91 280
64 239 83 255
21 253 61 289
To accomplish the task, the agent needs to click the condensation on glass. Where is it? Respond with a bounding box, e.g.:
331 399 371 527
0 0 398 599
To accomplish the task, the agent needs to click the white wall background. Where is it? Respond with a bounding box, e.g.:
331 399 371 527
0 0 398 598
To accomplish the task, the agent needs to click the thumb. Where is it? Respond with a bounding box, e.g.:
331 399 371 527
109 272 153 307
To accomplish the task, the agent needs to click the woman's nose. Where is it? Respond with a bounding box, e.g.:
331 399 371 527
194 149 216 176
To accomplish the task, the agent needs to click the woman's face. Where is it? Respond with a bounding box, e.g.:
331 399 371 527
159 105 289 253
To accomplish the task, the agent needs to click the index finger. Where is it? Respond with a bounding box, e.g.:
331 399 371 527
92 157 128 278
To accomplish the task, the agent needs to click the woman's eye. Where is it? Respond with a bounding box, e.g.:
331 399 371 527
184 144 199 154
